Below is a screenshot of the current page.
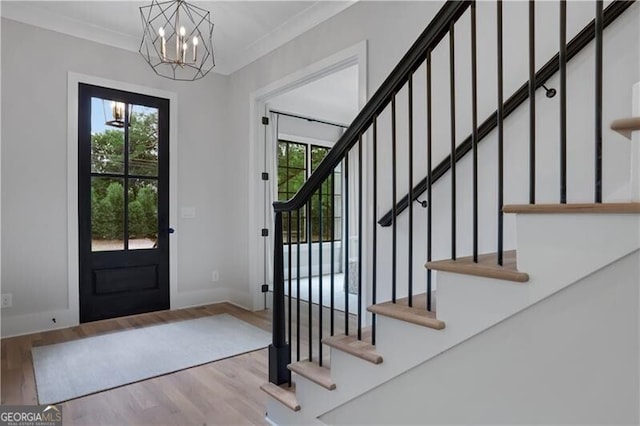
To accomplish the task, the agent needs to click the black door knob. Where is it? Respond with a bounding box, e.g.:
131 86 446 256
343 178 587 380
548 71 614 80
168 227 175 234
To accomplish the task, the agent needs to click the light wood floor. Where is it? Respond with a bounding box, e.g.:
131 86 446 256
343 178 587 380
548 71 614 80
1 298 360 425
1 303 273 426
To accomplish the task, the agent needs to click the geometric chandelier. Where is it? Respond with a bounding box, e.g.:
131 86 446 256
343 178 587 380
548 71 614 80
139 0 215 81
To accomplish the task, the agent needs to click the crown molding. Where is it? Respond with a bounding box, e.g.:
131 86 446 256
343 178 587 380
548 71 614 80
0 1 356 76
218 1 356 75
0 2 140 55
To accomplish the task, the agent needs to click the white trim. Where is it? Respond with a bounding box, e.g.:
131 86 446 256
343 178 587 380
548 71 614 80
248 40 367 311
66 72 179 327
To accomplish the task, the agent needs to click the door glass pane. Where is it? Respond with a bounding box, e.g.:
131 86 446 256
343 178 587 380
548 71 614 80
91 177 125 251
128 178 158 250
91 97 125 174
129 105 159 177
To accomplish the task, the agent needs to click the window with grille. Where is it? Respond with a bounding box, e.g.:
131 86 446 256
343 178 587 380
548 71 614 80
277 140 342 244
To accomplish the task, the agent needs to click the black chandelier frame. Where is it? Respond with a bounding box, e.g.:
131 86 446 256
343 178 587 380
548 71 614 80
139 0 215 81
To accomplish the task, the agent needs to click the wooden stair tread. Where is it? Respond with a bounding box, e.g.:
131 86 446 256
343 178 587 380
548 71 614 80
368 295 444 330
426 250 529 283
260 382 300 412
322 329 383 365
503 202 640 214
611 117 640 139
288 359 336 390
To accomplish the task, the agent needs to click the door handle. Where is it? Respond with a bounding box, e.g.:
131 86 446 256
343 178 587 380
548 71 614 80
168 227 175 234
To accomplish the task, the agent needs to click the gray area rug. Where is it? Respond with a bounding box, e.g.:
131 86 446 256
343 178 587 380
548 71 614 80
32 314 271 404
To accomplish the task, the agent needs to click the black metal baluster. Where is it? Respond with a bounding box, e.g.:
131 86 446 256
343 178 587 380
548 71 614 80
408 73 414 307
529 0 536 204
560 0 567 204
372 116 378 343
307 200 313 361
344 151 350 335
595 0 603 203
497 0 504 266
358 135 363 340
269 211 290 385
471 1 479 263
426 52 433 311
318 181 324 365
392 93 398 302
450 22 457 260
287 211 292 374
330 170 335 336
296 208 301 361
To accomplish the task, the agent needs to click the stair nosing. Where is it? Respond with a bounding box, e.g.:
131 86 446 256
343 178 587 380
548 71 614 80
503 202 640 214
322 334 383 365
425 264 528 283
367 303 445 330
287 359 336 391
260 382 300 412
425 250 528 283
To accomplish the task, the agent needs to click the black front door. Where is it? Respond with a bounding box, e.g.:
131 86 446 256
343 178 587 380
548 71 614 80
78 84 170 323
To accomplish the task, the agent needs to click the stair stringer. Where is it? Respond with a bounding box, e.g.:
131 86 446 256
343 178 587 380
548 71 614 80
266 213 640 425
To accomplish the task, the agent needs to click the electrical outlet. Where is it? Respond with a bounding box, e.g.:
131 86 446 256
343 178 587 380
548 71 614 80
211 270 219 282
1 293 13 308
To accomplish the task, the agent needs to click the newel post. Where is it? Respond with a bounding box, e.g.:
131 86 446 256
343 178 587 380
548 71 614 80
269 211 291 385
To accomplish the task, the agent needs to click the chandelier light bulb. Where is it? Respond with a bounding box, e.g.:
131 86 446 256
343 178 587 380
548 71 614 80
180 26 186 37
192 36 198 61
158 27 166 59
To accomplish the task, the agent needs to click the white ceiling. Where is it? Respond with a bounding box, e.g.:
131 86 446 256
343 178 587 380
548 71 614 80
268 64 359 125
0 1 355 75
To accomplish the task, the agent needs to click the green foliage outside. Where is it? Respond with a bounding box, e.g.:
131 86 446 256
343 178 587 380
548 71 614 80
91 110 159 240
278 141 341 243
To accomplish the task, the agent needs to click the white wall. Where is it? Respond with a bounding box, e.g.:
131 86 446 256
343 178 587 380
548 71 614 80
268 64 359 125
0 19 248 336
321 250 640 425
276 115 344 143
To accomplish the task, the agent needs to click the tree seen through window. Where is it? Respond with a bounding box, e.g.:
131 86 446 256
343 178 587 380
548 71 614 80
278 140 342 244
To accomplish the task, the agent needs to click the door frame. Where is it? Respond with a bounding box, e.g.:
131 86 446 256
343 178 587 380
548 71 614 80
67 72 179 324
248 41 367 311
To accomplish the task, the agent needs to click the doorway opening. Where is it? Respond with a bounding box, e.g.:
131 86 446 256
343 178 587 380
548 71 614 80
250 42 367 314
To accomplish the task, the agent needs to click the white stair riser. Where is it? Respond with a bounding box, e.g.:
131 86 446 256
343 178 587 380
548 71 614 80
516 214 640 298
631 82 640 200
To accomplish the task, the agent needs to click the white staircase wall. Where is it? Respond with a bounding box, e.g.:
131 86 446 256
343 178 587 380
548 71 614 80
272 213 639 424
321 250 640 425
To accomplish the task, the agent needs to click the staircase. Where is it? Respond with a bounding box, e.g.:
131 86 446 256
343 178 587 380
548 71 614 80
261 1 640 424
